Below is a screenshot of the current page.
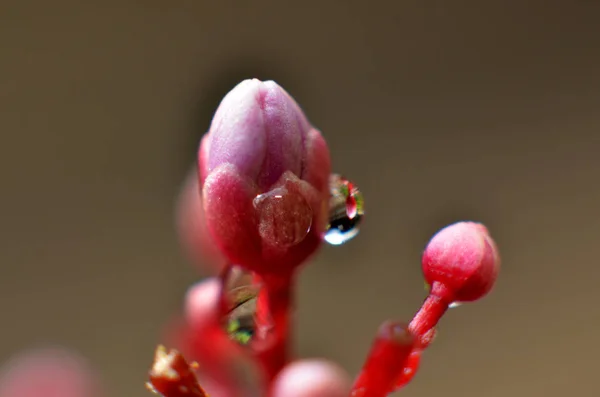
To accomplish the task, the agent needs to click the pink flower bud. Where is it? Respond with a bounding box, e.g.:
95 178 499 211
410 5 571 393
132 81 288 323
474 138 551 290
0 348 101 397
271 360 351 397
198 79 331 276
421 222 500 303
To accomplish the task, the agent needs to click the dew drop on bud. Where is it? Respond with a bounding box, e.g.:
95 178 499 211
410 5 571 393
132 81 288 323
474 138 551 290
253 185 312 248
221 265 273 347
324 174 364 245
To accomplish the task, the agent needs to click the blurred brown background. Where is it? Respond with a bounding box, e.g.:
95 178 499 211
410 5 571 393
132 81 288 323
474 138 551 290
2 1 600 396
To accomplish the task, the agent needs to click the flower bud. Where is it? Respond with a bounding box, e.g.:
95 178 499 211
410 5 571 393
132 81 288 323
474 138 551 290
0 348 101 397
198 79 331 276
421 222 500 303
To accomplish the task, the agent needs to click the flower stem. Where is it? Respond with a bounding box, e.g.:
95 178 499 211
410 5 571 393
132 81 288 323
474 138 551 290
408 282 453 338
392 349 422 391
258 272 294 382
350 321 415 397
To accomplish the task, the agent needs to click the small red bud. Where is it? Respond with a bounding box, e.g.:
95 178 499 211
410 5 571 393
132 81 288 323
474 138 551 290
422 221 500 303
410 222 500 337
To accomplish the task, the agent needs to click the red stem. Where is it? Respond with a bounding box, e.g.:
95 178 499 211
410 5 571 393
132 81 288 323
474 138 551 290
257 272 294 382
182 272 257 397
350 321 416 397
408 282 453 338
392 349 422 391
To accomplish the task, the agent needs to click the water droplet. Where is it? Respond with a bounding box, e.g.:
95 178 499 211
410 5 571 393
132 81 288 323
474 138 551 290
221 266 273 347
253 185 312 248
324 174 364 245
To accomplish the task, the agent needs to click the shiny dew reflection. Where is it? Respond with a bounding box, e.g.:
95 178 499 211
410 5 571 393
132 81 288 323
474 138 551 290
324 174 364 245
221 265 273 347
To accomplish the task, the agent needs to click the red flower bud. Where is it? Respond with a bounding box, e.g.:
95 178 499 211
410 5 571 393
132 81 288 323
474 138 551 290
409 221 501 338
422 221 500 303
198 79 331 277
